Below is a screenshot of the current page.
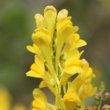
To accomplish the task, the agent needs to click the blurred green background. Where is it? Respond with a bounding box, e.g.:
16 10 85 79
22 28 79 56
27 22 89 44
0 0 110 109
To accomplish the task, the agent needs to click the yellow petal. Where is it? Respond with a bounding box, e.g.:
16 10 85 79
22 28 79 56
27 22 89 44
86 67 93 79
33 88 47 102
39 81 47 88
70 33 86 49
76 40 87 48
44 6 57 36
34 55 44 73
35 14 44 28
57 9 68 21
32 28 54 74
32 99 46 110
32 88 48 110
71 26 79 33
64 59 81 68
63 91 81 110
56 25 75 73
31 63 43 73
60 66 82 85
57 17 72 32
72 33 80 41
63 48 83 63
78 83 96 101
63 91 80 102
32 28 51 46
80 59 89 71
64 66 83 75
56 24 79 67
26 63 44 78
26 70 43 78
26 44 39 54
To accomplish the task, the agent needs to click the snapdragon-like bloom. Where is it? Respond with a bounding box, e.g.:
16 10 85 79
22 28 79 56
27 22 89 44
26 6 96 110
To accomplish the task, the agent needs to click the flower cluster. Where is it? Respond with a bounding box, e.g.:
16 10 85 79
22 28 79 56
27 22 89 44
26 6 96 110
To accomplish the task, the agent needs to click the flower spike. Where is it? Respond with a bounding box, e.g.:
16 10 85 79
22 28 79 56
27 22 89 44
26 5 96 110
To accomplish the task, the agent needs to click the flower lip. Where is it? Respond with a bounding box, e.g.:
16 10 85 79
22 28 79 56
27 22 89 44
44 5 57 12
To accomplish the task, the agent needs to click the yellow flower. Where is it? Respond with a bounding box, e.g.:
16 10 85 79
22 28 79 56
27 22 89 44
32 88 55 110
26 44 45 79
78 83 96 102
44 6 57 36
63 78 96 109
32 88 47 110
63 91 81 110
35 14 44 28
55 16 77 73
26 63 44 78
26 5 96 110
26 43 40 54
65 60 96 103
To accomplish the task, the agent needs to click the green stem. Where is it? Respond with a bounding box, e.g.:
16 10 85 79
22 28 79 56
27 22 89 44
97 100 102 110
97 94 103 110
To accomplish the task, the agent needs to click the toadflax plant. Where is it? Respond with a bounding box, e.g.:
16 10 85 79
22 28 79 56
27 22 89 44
26 6 96 110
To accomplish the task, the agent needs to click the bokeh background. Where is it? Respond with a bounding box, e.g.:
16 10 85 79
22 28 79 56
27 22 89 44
0 0 110 109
